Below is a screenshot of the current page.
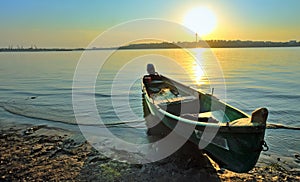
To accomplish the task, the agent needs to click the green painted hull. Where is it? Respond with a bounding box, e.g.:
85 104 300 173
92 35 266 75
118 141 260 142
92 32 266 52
142 74 267 173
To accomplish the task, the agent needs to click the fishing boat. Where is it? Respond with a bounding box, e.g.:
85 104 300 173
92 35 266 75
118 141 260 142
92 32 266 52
141 64 269 173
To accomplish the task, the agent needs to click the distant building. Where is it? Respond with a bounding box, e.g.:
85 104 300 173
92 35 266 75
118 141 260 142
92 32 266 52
289 40 297 45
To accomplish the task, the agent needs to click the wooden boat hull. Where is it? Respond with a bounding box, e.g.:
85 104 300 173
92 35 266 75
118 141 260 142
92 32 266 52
142 74 267 173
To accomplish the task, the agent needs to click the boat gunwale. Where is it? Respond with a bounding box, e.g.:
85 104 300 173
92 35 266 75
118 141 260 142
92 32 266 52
159 75 250 118
142 75 266 130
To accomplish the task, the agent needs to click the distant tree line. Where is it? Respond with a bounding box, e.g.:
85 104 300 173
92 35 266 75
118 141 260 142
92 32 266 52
120 40 300 49
203 40 300 48
0 47 84 52
1 40 299 52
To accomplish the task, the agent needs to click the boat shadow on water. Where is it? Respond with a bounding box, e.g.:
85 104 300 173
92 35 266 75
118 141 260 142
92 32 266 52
142 98 222 181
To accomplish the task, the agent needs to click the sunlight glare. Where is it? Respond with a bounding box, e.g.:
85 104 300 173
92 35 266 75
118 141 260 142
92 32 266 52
192 49 208 86
183 7 217 36
193 64 205 85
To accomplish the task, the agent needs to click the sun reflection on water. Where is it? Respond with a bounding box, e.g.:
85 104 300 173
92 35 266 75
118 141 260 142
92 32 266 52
193 63 206 85
188 48 209 87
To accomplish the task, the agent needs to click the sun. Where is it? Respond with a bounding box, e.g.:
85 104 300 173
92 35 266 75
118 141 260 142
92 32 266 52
183 7 217 37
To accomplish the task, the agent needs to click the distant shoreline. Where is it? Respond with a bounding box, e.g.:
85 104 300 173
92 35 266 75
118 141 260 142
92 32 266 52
1 40 300 52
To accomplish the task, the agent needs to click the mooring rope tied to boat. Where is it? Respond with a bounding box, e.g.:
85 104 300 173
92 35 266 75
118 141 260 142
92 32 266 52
266 123 300 130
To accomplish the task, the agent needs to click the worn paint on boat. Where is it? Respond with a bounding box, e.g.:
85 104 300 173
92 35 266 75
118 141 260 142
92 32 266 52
141 72 268 173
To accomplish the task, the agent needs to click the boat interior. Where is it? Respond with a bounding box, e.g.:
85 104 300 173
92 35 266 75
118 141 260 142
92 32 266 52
143 75 251 125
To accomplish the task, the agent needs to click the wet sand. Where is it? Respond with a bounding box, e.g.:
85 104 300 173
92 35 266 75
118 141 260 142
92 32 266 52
0 122 299 181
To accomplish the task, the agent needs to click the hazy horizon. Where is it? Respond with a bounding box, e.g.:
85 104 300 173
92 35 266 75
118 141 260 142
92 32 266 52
2 39 300 49
1 0 300 48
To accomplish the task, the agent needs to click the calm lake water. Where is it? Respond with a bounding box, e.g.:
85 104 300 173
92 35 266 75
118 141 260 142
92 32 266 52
0 48 299 161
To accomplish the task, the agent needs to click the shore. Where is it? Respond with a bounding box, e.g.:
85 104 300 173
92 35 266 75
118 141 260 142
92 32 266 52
1 122 299 181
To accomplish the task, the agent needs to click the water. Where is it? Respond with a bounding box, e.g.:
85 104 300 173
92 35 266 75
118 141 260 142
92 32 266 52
0 48 299 161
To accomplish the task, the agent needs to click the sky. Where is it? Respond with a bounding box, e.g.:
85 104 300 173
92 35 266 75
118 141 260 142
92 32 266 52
1 0 300 48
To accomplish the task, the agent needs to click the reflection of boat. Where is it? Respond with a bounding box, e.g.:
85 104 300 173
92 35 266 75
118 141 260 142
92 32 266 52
141 64 268 173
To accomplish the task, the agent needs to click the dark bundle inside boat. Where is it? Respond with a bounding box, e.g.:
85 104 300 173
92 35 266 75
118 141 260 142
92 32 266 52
141 64 269 173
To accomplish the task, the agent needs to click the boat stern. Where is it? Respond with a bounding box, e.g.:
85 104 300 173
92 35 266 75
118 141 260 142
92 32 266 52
251 108 268 126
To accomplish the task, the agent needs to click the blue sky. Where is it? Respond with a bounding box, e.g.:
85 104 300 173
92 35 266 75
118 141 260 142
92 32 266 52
1 0 300 47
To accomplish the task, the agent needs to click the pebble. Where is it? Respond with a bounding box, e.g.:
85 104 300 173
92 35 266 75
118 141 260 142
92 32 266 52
140 165 145 173
217 169 224 174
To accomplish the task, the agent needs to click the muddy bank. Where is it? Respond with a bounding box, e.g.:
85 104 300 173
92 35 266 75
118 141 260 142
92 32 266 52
0 123 299 181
